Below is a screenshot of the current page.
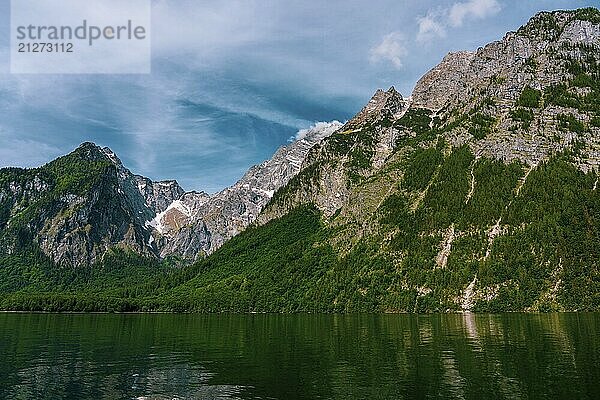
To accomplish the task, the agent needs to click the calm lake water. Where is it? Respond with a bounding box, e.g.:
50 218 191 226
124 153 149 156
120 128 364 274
0 313 598 399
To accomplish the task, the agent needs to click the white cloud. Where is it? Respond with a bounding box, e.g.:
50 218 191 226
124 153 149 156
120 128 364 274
416 0 500 44
369 32 407 69
417 11 446 43
292 121 342 141
448 0 501 27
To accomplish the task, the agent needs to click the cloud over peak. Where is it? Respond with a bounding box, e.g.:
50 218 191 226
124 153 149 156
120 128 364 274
292 120 343 141
369 32 407 69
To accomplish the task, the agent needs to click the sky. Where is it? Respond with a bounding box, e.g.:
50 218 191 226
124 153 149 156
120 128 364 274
0 0 599 193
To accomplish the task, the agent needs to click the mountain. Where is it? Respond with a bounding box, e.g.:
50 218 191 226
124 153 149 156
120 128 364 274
0 122 340 269
1 8 599 313
150 121 342 259
166 8 600 313
0 143 163 267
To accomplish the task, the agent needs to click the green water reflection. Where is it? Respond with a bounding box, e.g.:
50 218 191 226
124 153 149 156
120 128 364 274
0 313 598 399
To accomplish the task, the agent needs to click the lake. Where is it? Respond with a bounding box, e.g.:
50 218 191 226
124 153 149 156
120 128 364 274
0 313 598 399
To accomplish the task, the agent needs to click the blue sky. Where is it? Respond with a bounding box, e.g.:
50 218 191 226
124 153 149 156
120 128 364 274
0 0 599 192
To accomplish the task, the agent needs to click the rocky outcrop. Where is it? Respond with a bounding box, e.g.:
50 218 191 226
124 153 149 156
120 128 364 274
412 51 476 110
0 143 160 266
347 86 407 127
259 86 411 223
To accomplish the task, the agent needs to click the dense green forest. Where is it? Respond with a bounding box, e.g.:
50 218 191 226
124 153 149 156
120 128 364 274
1 150 598 313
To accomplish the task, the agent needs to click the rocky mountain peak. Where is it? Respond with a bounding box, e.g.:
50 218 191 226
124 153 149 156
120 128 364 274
517 8 600 41
70 142 128 172
99 146 124 167
71 141 110 162
2 7 600 313
412 8 600 113
73 143 186 215
153 121 341 259
366 86 403 114
249 7 600 313
347 86 406 127
412 51 475 110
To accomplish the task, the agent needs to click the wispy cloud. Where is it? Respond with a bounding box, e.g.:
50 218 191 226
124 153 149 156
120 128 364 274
449 0 501 27
416 0 501 43
0 135 64 168
369 32 407 69
1 0 570 193
417 11 447 43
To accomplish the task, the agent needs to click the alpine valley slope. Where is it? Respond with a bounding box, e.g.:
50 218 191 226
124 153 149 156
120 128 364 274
1 8 600 312
0 122 341 297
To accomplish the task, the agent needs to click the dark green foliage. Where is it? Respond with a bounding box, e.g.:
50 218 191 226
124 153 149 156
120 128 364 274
317 124 381 184
563 48 600 81
557 113 585 133
402 148 443 191
395 108 432 135
0 249 56 293
438 112 468 135
45 158 112 196
158 205 340 312
478 159 600 311
572 73 595 88
379 194 410 228
518 12 562 41
517 86 542 108
461 159 523 228
0 293 143 312
518 8 600 44
509 107 534 129
347 146 374 171
2 149 599 313
269 161 323 207
419 146 474 229
4 8 600 312
540 67 600 115
0 144 122 260
523 57 538 72
573 7 600 24
469 113 495 139
544 84 581 108
393 108 440 149
491 75 506 85
481 97 496 107
0 246 176 311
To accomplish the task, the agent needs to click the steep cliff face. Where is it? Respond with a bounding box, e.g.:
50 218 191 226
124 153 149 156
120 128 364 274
0 143 160 266
264 9 600 220
245 8 600 312
409 9 600 169
258 87 409 223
